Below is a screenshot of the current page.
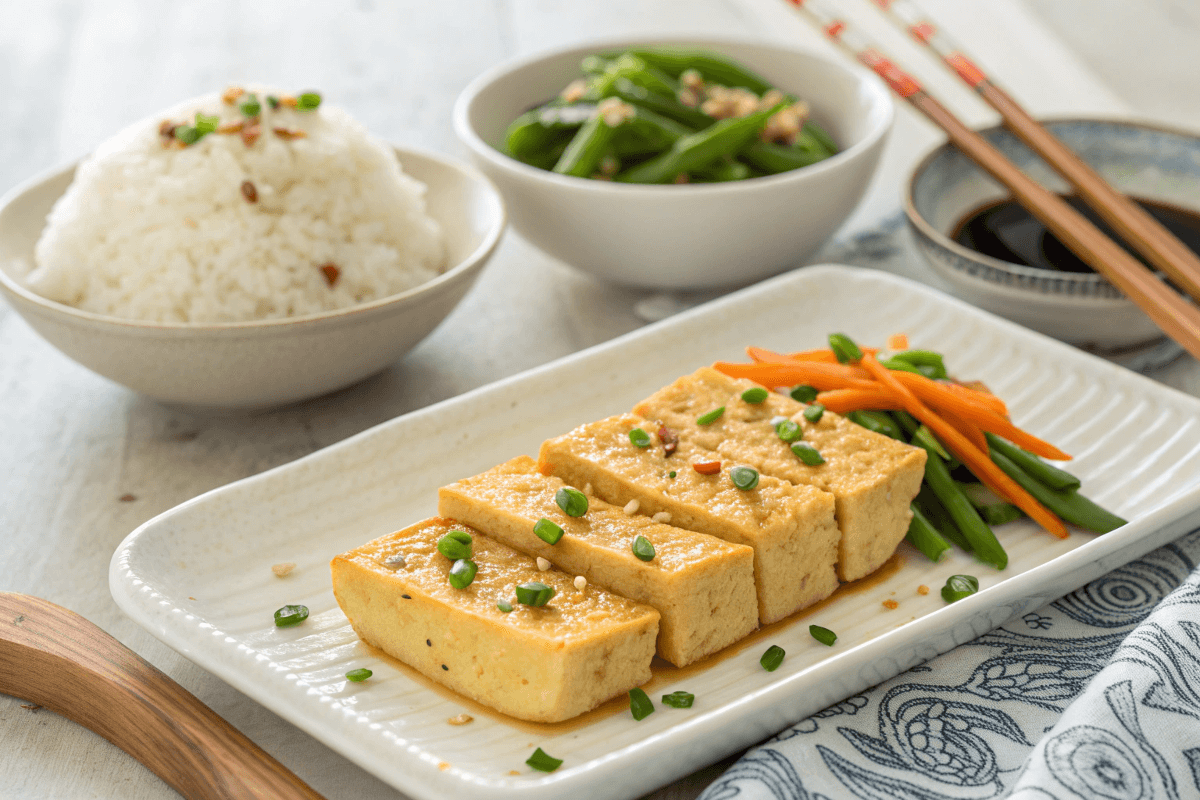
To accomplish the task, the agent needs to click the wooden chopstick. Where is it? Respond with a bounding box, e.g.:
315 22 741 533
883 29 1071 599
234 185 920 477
787 0 1200 361
867 0 1200 304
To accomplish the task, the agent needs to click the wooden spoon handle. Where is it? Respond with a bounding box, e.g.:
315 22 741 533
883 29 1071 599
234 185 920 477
0 592 325 800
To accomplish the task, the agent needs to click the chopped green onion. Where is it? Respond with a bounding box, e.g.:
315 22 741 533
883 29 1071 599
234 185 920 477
533 517 564 545
803 403 825 423
791 442 825 465
668 470 677 478
629 427 652 448
775 419 802 443
790 384 818 403
174 126 202 145
273 604 309 627
345 668 372 682
661 691 694 708
448 559 477 590
741 387 769 404
809 625 837 646
828 333 863 363
696 407 725 425
497 600 514 613
760 644 785 672
555 487 589 517
436 530 472 561
267 95 280 109
730 466 759 490
942 574 979 603
515 581 555 607
296 92 322 110
632 535 655 562
194 113 219 134
239 94 261 117
629 687 655 720
526 747 563 773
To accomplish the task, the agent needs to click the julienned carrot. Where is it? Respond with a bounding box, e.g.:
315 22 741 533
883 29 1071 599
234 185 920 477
774 347 879 363
816 388 902 413
860 353 1068 539
938 405 989 459
713 361 877 391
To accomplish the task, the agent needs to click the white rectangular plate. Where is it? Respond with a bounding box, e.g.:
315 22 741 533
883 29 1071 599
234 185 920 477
111 265 1200 800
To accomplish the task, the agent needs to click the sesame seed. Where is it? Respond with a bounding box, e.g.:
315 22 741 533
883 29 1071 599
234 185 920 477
384 554 406 570
271 562 296 578
624 499 640 515
426 639 432 646
652 511 671 524
401 594 412 600
537 557 551 572
441 664 449 671
574 576 587 591
448 714 473 726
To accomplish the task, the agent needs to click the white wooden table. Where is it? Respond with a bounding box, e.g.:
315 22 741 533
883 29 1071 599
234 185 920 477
2 1 1199 798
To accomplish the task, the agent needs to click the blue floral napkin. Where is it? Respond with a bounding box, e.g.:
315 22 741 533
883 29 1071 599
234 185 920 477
701 527 1200 800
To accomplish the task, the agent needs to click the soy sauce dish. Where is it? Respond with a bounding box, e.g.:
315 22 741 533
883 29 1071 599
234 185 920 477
905 117 1200 350
454 39 892 290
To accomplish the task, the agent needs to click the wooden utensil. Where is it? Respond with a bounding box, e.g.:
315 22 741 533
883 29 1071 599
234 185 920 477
0 592 326 800
868 0 1200 304
789 0 1200 361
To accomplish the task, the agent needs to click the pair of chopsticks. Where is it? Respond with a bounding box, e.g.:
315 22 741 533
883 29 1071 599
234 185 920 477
787 0 1200 360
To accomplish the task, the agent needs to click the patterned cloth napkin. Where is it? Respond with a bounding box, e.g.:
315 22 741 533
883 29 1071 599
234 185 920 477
702 526 1200 800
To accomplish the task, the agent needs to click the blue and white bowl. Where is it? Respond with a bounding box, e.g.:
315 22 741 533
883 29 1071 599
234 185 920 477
905 118 1200 348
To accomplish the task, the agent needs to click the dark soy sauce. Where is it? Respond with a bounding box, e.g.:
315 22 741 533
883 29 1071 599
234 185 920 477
951 195 1200 273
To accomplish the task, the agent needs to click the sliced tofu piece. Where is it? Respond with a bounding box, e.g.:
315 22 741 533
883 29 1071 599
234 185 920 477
633 366 926 582
538 414 839 624
331 517 659 723
439 456 758 667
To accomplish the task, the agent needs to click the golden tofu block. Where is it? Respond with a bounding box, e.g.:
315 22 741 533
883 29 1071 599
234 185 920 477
439 456 758 667
539 414 840 624
331 518 659 723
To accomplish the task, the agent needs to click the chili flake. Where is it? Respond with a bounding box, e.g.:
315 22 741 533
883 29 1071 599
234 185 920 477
320 263 340 287
273 127 307 140
693 460 721 475
882 599 899 610
241 180 258 203
657 425 678 456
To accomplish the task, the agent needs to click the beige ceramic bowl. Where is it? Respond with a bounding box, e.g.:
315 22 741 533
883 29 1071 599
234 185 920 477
454 38 892 290
0 147 505 410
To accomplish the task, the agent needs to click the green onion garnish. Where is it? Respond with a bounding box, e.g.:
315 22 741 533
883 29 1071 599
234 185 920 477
775 419 802 443
174 126 202 145
497 600 514 613
239 94 261 117
436 530 472 561
941 574 979 603
661 691 694 708
880 357 921 375
273 604 309 627
629 687 654 720
668 471 677 478
741 387 769 404
791 442 825 465
730 466 759 491
194 113 219 134
828 333 863 363
533 517 564 545
803 403 825 423
760 644 785 672
629 427 652 448
526 747 563 773
555 487 588 517
448 559 478 590
515 581 555 607
296 92 322 110
696 407 725 425
809 625 837 646
790 384 818 403
267 95 280 109
631 535 655 562
345 668 372 682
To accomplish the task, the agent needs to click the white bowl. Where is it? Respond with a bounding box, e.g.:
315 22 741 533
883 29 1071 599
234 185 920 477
0 147 505 409
454 38 892 290
905 118 1200 349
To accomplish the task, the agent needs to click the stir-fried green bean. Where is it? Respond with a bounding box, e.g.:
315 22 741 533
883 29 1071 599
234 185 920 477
985 433 1081 491
914 436 1008 569
622 47 775 94
553 115 620 178
906 504 950 562
990 449 1127 533
611 78 712 128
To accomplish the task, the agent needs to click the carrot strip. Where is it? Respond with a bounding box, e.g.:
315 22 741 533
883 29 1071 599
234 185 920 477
891 371 1009 417
713 361 877 391
938 405 989 456
752 346 879 363
815 388 902 413
860 353 1068 538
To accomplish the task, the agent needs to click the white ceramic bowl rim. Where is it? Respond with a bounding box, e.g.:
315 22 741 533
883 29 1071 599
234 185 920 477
903 115 1200 289
452 35 894 196
0 145 506 332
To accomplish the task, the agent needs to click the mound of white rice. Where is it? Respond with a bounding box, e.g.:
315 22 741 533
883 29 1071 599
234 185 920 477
24 87 445 323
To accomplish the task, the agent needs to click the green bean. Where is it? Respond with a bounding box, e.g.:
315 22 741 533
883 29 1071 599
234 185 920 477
989 450 1127 533
890 349 947 380
612 78 711 128
915 485 972 552
979 503 1024 526
553 115 620 178
907 504 950 562
581 55 610 75
692 157 753 182
879 357 923 375
846 410 904 440
915 436 1007 569
505 103 596 163
615 104 782 184
622 47 774 94
740 141 828 174
803 120 838 153
607 53 678 96
985 433 1080 491
611 106 691 156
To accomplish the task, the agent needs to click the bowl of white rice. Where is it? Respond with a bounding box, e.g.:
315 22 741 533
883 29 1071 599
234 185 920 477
0 87 505 408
